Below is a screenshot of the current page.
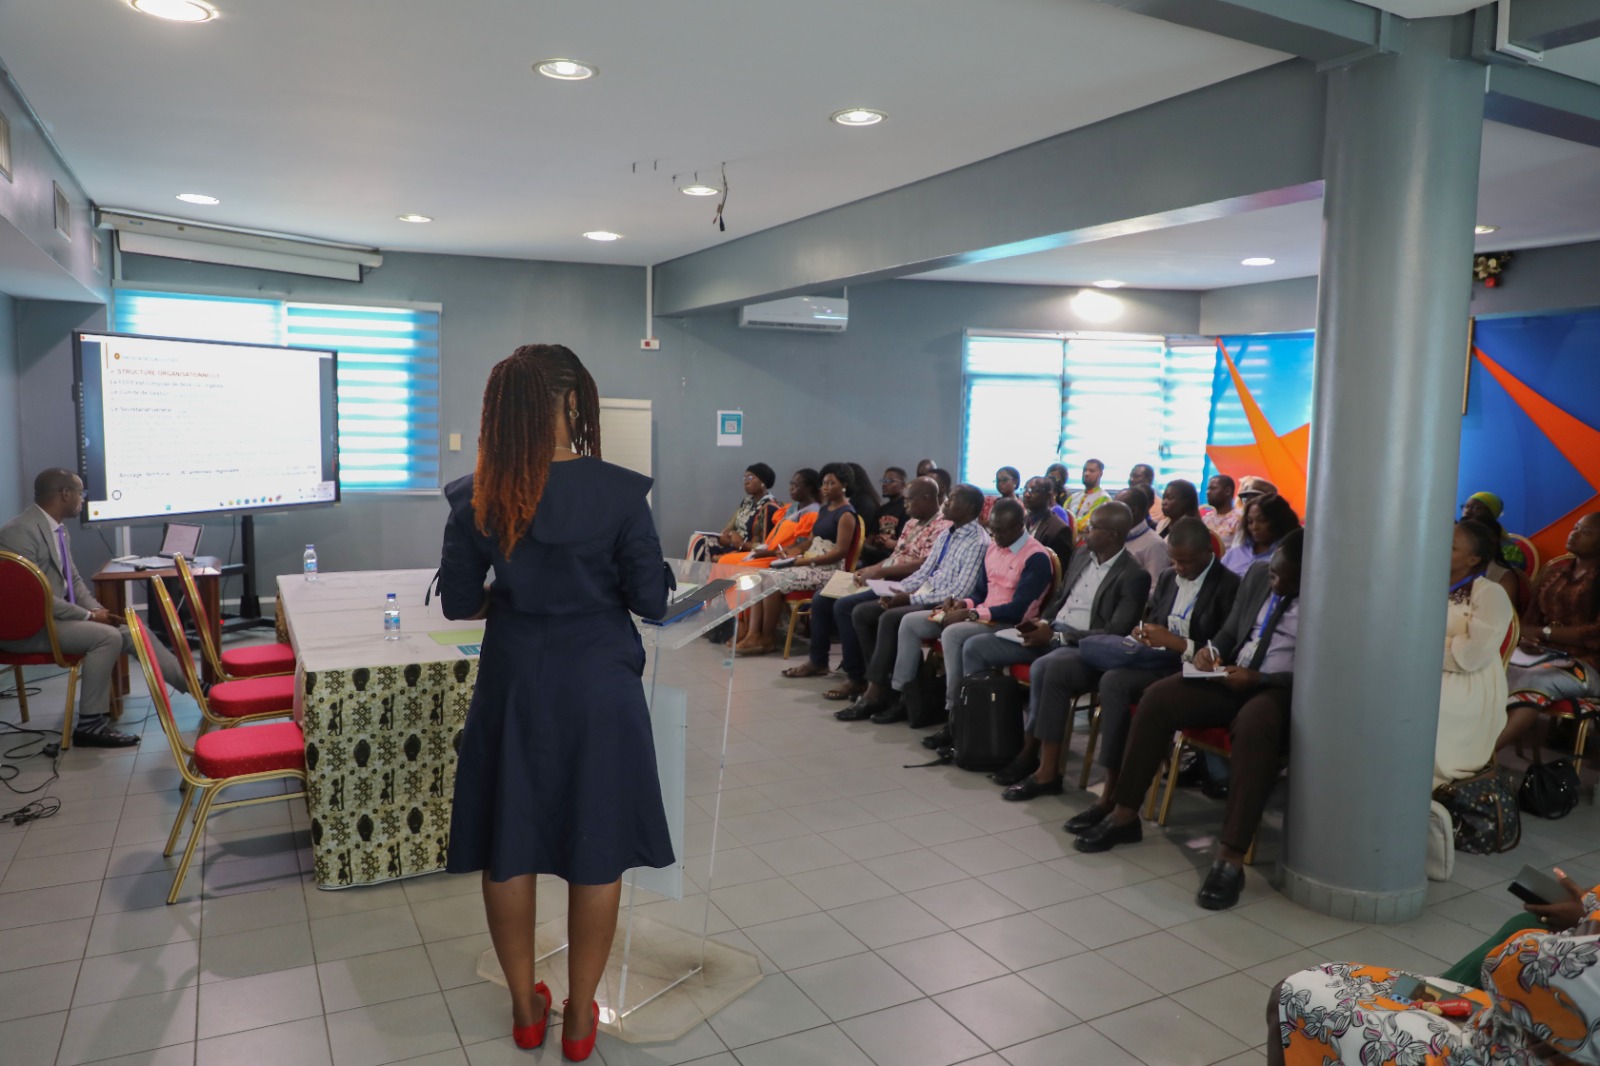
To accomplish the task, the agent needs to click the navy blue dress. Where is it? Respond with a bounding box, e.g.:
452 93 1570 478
440 458 676 885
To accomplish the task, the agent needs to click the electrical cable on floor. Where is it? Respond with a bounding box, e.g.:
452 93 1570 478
0 719 63 822
0 667 68 701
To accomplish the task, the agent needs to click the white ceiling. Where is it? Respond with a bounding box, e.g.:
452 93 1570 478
909 119 1600 289
0 0 1285 267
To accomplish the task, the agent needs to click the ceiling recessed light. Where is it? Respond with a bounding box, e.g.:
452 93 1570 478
535 58 597 81
679 183 721 197
1092 279 1126 289
830 107 887 127
1474 224 1498 235
396 213 433 224
175 192 219 205
1240 257 1276 267
130 0 218 22
1071 289 1124 324
583 230 622 242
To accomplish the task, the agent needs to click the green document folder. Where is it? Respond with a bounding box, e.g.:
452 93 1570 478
430 629 486 646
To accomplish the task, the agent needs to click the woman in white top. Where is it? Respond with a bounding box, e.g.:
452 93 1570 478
1434 518 1515 788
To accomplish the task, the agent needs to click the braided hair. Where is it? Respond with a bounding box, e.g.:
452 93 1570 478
472 344 601 554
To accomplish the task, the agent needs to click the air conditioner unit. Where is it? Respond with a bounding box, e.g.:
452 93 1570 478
738 295 848 332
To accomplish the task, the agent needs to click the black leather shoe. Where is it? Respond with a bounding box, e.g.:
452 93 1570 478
835 700 882 722
1073 815 1142 853
1197 860 1246 910
1201 779 1231 801
922 727 953 750
870 700 908 725
1002 776 1064 802
1063 806 1111 834
989 758 1039 786
72 728 141 748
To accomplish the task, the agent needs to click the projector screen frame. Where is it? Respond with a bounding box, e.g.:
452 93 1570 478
73 328 342 528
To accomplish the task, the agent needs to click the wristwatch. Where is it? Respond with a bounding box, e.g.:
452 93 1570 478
1543 625 1553 640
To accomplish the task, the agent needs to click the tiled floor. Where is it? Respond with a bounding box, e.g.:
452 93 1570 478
1 634 1596 1066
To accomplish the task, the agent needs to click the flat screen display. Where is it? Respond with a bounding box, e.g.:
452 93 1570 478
74 330 339 524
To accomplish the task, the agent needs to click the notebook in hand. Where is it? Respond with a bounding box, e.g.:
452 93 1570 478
640 579 737 626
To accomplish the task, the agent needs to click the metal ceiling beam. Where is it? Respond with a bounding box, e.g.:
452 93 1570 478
654 61 1325 317
1485 61 1600 149
1505 0 1600 52
1099 0 1390 65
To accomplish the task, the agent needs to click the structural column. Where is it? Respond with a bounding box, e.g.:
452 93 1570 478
1282 17 1486 923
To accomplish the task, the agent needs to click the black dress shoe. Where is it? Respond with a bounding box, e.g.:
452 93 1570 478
1002 776 1064 802
1073 815 1142 853
989 757 1039 786
1197 860 1246 910
870 700 908 725
72 728 141 748
1063 806 1111 834
1201 779 1231 801
922 727 953 750
835 700 882 722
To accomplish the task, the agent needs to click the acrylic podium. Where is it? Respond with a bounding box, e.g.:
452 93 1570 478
477 558 774 1043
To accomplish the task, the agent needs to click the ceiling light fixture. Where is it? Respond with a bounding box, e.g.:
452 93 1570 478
1071 289 1124 324
679 183 720 197
1092 279 1126 289
830 107 886 127
176 192 220 205
130 0 218 22
1241 257 1276 267
583 230 622 242
535 58 597 81
396 213 433 223
1474 224 1498 235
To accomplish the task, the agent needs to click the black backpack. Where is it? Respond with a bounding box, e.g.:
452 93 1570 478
947 671 1026 773
904 652 948 729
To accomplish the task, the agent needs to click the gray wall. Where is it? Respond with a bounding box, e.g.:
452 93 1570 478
0 292 17 516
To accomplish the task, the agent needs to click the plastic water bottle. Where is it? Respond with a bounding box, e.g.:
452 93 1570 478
303 544 319 582
384 593 401 640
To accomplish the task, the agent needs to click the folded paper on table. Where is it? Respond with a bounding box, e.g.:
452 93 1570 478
431 629 487 646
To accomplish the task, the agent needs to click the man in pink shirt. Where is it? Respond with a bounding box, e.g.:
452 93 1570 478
886 499 1053 722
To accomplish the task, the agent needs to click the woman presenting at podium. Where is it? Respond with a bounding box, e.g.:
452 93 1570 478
440 344 674 1060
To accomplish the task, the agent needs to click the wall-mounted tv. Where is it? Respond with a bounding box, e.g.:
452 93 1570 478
74 330 339 524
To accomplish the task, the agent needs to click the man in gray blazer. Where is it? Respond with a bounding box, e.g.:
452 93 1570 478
0 469 188 746
962 501 1152 798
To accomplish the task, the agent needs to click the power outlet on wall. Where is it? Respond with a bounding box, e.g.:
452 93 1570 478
640 338 660 350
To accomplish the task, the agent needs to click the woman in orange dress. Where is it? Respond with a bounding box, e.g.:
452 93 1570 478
718 468 821 570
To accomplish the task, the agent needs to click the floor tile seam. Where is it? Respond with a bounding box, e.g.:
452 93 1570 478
867 933 1013 998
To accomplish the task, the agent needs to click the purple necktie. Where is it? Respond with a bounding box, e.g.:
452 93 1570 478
56 525 75 605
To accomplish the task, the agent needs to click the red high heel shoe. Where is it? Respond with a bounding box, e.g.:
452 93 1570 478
512 981 553 1049
561 998 600 1062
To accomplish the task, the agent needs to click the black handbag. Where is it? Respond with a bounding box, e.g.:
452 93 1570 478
947 671 1026 773
1432 760 1521 854
1519 758 1581 819
904 652 948 729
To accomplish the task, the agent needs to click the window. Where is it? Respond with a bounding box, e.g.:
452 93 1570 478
112 288 441 491
961 331 1214 493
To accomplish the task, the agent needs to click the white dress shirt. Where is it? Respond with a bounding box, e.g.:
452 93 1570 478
1165 558 1211 661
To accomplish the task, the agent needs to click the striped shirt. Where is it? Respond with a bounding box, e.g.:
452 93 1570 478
902 521 990 606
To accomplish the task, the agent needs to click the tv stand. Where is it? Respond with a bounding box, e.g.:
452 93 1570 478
221 514 275 634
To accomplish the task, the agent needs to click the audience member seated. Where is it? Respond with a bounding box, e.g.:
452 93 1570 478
1220 492 1300 577
1268 867 1600 1065
845 461 881 542
1060 518 1240 816
1066 459 1111 540
1461 490 1529 572
1046 463 1071 508
979 466 1020 527
0 468 191 746
929 467 954 502
1203 474 1242 547
858 466 909 566
1237 475 1276 505
1155 478 1202 537
1498 511 1600 752
915 458 937 478
699 463 782 560
969 502 1151 798
835 486 989 722
736 464 859 656
785 476 946 692
883 499 1051 724
1117 486 1171 584
1021 476 1075 560
1074 530 1304 912
719 468 822 570
1435 519 1515 788
1129 463 1162 525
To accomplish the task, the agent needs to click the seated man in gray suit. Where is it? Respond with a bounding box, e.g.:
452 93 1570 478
0 469 189 747
964 501 1151 798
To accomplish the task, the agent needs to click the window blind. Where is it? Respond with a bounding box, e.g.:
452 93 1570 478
960 335 1064 486
112 289 441 492
1060 337 1165 491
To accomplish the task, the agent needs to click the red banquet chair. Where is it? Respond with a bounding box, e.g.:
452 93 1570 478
173 553 296 680
781 518 867 659
149 580 294 732
0 550 87 749
127 610 308 905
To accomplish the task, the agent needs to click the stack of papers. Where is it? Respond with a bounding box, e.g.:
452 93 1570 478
1182 662 1228 679
865 580 905 596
